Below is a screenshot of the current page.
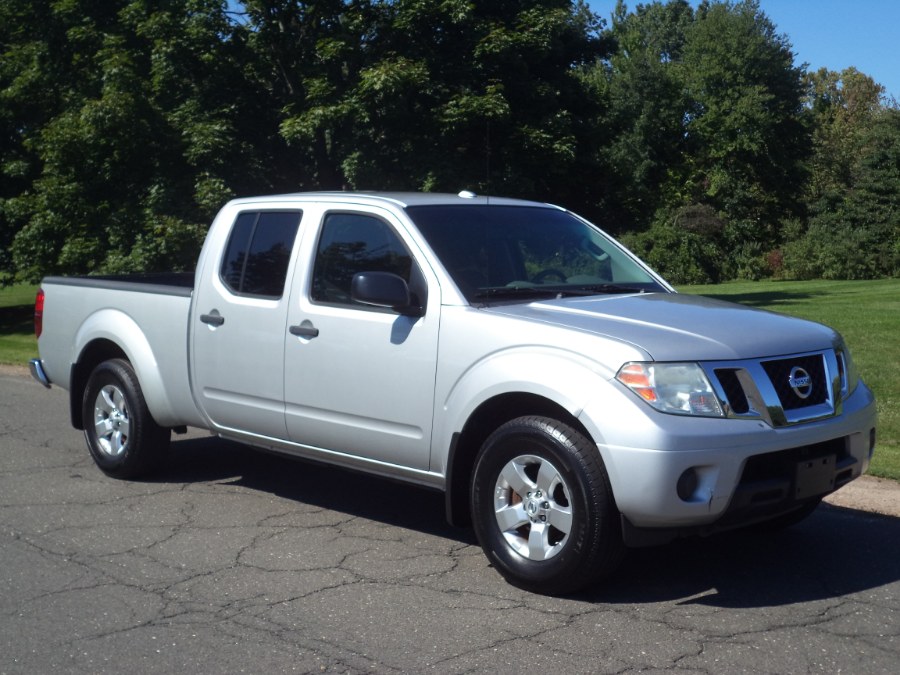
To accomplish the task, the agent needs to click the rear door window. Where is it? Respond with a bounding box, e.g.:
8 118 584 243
220 211 302 298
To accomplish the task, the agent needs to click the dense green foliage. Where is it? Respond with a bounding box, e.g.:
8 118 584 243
1 0 898 284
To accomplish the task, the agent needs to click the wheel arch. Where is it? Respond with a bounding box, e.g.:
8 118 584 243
69 339 128 429
444 392 595 527
68 308 181 429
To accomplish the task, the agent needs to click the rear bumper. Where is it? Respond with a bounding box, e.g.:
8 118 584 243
29 358 51 388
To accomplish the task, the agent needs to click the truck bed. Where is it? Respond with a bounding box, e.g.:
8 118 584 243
37 273 204 429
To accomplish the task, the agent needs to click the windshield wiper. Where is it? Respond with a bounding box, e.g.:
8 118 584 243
561 284 647 295
472 283 648 303
472 286 566 300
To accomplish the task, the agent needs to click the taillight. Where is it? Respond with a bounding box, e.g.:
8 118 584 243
34 289 44 339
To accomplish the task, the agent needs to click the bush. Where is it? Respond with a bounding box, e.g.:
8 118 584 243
781 216 898 280
620 205 727 284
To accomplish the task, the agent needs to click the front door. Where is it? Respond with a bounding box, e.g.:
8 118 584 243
283 209 439 470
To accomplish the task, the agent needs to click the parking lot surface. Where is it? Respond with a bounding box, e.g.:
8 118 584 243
2 370 899 673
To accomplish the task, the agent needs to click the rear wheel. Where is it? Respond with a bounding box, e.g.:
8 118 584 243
471 416 623 594
82 359 170 479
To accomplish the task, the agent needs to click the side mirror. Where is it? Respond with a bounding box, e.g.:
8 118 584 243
351 272 423 316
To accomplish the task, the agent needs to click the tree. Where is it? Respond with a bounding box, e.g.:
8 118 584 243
274 1 606 205
2 1 608 283
783 108 900 279
679 1 809 236
780 68 897 280
1 0 891 284
803 67 885 205
587 0 694 229
591 1 810 279
2 0 273 281
0 0 77 282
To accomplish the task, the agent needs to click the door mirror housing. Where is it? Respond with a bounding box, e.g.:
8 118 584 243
351 272 423 316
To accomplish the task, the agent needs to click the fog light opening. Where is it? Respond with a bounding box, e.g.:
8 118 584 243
677 468 699 502
869 428 877 459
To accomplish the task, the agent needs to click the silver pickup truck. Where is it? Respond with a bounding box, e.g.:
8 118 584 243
30 192 877 594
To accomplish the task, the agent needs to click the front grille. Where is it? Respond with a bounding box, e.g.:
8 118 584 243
714 368 750 414
705 349 838 427
761 354 828 410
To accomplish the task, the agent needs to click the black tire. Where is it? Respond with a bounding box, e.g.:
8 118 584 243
470 416 624 594
82 358 170 479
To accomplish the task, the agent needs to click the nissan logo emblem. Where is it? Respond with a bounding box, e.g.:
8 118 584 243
789 366 813 399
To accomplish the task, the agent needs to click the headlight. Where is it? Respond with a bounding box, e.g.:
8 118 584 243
616 362 724 417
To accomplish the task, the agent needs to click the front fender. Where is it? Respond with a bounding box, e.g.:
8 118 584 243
431 345 612 474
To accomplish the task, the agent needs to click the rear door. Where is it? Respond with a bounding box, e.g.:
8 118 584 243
283 206 440 470
192 209 303 438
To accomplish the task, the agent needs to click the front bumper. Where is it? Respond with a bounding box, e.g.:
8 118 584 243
579 379 877 539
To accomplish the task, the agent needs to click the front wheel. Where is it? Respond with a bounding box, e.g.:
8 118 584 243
471 416 624 594
82 359 170 479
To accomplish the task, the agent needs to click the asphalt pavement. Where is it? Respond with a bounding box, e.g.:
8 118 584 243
2 368 899 673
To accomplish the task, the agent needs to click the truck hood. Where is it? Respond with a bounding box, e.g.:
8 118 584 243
482 292 839 362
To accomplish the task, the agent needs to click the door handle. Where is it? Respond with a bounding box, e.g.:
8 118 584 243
200 312 225 327
289 323 319 338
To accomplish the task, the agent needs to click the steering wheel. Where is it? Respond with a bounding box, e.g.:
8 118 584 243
532 268 567 284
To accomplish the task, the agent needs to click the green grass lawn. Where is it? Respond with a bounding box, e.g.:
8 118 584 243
0 283 38 366
2 278 897 478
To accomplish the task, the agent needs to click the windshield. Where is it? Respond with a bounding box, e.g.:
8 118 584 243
405 204 667 303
